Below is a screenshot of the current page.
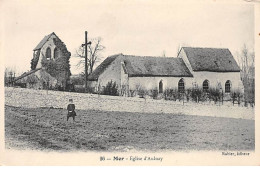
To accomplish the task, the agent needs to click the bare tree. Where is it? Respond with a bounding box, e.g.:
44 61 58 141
236 44 255 105
75 37 105 75
237 44 255 83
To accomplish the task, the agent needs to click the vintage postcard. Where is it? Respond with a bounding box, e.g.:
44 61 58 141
0 0 259 166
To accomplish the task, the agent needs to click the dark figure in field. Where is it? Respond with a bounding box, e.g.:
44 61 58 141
67 99 76 121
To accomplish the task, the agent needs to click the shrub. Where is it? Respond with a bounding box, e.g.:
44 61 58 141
164 89 176 100
191 88 203 102
208 88 222 103
177 91 184 101
70 75 84 85
129 90 136 97
150 89 158 99
102 81 118 96
134 84 148 98
137 88 146 98
186 89 192 102
74 85 85 93
231 90 243 105
163 88 189 101
200 92 209 102
120 85 128 96
65 83 75 92
243 78 254 106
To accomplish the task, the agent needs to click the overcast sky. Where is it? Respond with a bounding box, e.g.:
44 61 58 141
1 0 255 75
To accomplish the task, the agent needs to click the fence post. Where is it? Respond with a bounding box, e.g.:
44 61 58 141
183 93 184 105
221 90 223 105
232 93 236 106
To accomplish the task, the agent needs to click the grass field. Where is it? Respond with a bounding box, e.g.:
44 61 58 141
5 105 255 152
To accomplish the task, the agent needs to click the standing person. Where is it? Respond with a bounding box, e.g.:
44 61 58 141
67 99 76 122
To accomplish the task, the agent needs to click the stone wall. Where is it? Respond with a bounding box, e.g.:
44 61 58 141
36 34 57 69
5 87 254 120
38 34 71 88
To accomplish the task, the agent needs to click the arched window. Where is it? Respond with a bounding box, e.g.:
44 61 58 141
54 48 58 59
178 78 185 92
203 80 209 91
159 80 163 93
46 47 51 60
225 80 231 93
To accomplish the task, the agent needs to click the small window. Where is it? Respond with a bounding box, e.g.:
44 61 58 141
225 80 231 93
203 80 209 91
178 78 185 92
159 80 163 93
46 47 51 60
54 48 58 59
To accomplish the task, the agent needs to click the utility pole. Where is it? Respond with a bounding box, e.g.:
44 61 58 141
82 31 91 92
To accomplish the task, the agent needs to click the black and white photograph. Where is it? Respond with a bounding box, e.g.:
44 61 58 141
0 0 259 166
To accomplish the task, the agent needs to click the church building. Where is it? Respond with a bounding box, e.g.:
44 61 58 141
14 32 71 90
88 47 244 96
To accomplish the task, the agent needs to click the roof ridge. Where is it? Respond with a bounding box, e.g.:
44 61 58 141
108 53 123 57
33 32 58 51
182 46 229 50
88 54 193 80
122 54 178 59
14 68 42 82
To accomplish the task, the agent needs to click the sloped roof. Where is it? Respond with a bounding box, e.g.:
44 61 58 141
182 47 240 72
14 68 42 82
88 54 193 81
123 55 193 77
88 54 119 81
33 32 56 51
14 68 58 85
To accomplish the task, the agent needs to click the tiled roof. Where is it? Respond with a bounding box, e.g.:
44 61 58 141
182 47 240 72
88 54 193 80
123 55 193 77
14 68 42 82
